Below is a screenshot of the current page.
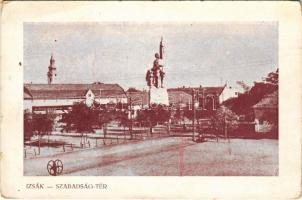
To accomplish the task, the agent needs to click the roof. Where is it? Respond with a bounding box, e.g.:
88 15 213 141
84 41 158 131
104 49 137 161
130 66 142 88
126 90 149 106
168 90 192 99
167 86 225 96
253 91 278 109
168 90 192 104
24 86 33 99
24 83 127 100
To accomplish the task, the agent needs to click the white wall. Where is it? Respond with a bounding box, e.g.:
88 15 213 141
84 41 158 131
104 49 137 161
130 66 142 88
220 85 245 103
24 99 84 111
98 97 128 104
24 97 128 112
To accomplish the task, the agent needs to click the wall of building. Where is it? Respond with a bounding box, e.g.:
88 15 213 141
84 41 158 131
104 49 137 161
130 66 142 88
254 108 278 133
24 99 84 111
24 97 128 111
98 97 127 104
220 85 245 103
168 91 192 109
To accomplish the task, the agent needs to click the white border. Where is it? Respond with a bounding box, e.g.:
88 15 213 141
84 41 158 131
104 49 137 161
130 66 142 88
1 1 301 199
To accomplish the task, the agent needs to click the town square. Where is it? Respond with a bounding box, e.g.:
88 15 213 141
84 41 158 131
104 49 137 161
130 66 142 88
23 22 278 176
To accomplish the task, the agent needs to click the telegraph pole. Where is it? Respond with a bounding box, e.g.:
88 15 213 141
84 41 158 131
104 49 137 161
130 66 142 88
129 97 133 139
224 111 227 139
192 89 196 141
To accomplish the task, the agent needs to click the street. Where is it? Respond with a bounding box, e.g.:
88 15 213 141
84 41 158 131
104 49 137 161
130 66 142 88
24 137 278 176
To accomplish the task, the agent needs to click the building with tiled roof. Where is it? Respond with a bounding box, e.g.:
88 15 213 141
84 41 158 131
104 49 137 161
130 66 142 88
253 91 278 133
168 90 193 109
24 83 127 113
126 89 149 108
253 91 278 109
167 86 225 110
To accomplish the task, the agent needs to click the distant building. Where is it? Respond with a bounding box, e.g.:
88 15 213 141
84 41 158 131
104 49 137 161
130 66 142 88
219 82 246 102
167 86 225 110
126 88 149 109
24 83 127 113
253 91 278 133
168 90 193 109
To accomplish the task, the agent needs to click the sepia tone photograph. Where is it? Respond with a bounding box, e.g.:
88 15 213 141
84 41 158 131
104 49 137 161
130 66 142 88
23 22 279 176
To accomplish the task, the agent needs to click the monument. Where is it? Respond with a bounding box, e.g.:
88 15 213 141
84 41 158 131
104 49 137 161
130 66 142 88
145 38 169 106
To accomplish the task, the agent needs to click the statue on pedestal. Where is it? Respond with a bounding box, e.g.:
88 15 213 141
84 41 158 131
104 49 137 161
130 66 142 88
146 38 165 88
159 67 165 88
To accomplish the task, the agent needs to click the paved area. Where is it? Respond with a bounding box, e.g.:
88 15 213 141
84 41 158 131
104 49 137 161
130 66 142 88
24 137 278 176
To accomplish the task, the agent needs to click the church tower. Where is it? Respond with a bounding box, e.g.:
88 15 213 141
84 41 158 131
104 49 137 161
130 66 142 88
47 53 57 84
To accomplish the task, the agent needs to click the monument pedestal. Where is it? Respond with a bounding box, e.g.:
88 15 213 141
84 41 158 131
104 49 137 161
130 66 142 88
149 86 169 105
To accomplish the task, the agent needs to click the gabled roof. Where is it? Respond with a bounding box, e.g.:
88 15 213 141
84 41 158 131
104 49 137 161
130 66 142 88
126 90 149 106
168 90 192 97
24 83 126 100
167 86 225 96
24 86 33 99
168 90 192 105
253 91 278 109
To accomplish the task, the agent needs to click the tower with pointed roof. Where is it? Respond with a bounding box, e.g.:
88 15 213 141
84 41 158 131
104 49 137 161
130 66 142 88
47 53 57 84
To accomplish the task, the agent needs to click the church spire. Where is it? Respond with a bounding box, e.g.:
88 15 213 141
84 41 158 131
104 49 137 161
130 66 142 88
47 53 57 84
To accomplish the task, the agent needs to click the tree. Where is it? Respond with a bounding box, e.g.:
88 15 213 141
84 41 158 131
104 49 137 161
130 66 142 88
223 68 278 120
115 110 132 139
136 105 171 135
173 108 183 125
24 111 33 142
115 110 130 127
211 106 238 138
94 109 114 138
62 102 96 147
223 82 277 120
31 113 54 154
236 81 251 92
127 87 140 92
264 68 278 85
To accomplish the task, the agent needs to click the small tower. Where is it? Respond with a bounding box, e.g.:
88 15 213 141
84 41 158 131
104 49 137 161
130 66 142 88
47 53 57 84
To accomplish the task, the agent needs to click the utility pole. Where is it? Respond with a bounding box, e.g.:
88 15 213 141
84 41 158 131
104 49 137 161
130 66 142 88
203 87 205 110
192 89 196 141
129 97 133 139
148 89 151 108
224 111 227 139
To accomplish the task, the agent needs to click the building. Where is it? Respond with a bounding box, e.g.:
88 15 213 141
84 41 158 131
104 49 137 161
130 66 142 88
24 82 127 113
126 88 149 109
168 90 193 109
125 88 149 118
219 83 246 103
167 86 225 110
253 91 278 133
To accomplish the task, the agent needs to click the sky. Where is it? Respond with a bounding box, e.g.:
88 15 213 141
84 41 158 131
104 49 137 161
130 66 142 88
24 22 278 90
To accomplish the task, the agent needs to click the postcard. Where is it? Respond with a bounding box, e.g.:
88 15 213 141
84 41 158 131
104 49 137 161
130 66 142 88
1 1 301 199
